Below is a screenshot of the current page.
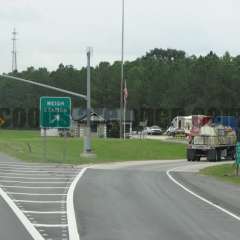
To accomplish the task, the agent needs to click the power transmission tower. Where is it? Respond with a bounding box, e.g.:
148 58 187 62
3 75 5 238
11 28 18 72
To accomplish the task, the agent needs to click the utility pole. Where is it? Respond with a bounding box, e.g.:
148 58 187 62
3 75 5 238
12 28 18 72
120 0 125 138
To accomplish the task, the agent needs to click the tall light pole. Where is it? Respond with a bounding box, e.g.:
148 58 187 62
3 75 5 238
120 0 125 138
12 28 18 72
84 47 93 154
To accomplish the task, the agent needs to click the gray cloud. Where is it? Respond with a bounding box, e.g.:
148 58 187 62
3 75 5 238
0 0 240 72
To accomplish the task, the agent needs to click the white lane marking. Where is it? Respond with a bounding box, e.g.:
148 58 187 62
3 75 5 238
0 176 71 180
166 167 240 222
67 167 88 240
0 180 68 184
23 211 66 214
7 192 67 196
34 224 68 228
0 187 44 240
14 200 66 203
0 185 66 189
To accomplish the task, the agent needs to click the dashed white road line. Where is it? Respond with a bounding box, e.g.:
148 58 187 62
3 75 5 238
0 161 88 240
0 172 76 176
0 180 68 184
23 211 67 214
166 166 240 222
13 200 66 203
0 176 71 180
0 185 67 189
67 167 88 240
33 224 68 228
7 192 67 196
0 169 78 173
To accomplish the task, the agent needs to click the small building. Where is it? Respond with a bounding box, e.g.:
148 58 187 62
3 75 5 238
73 111 107 138
72 108 134 138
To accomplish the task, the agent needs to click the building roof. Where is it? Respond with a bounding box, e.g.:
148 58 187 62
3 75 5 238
77 112 106 122
72 108 134 122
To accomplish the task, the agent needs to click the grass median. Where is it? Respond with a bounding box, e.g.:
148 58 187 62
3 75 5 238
200 164 240 185
0 130 186 165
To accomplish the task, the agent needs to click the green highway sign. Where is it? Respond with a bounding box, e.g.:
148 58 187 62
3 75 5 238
236 142 240 165
40 97 71 128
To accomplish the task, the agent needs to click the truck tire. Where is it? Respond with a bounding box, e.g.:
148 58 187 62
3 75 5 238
187 149 195 161
227 147 235 160
195 156 201 161
207 149 217 162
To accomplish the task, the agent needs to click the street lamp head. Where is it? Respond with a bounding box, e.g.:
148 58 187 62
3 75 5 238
86 47 93 56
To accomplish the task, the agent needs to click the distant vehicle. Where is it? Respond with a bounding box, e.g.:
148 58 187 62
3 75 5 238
144 126 163 135
165 126 185 136
166 116 192 136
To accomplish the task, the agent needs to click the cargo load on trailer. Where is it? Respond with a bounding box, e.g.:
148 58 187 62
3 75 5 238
187 116 237 162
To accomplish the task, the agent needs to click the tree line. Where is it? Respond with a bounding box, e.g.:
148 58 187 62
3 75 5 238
1 48 240 129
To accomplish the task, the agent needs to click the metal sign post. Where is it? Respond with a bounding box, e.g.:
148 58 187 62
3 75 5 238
43 128 47 162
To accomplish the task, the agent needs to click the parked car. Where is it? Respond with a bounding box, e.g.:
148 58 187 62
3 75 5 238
165 126 185 136
144 126 163 135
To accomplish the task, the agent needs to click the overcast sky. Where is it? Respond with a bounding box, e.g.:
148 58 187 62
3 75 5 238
0 0 240 72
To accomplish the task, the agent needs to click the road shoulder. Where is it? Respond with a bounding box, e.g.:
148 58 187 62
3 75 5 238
172 171 240 217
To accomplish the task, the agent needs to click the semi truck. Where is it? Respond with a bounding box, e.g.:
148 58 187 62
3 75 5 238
187 116 237 162
167 116 192 136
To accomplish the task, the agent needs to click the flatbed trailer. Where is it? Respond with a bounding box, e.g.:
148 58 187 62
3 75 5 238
187 143 236 162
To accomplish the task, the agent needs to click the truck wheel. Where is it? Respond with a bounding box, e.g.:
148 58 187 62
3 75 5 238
227 148 235 160
187 149 195 161
207 150 217 162
195 156 201 161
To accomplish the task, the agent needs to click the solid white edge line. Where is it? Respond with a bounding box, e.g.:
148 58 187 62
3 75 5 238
0 187 44 240
166 167 240 221
67 167 88 240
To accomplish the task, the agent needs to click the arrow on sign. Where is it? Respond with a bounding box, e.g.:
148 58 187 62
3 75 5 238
50 114 60 124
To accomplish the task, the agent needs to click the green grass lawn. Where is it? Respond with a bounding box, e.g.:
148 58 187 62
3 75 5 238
0 130 186 165
200 164 240 185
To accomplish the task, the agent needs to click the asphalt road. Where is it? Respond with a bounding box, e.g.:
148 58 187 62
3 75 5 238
74 161 240 240
1 154 239 240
